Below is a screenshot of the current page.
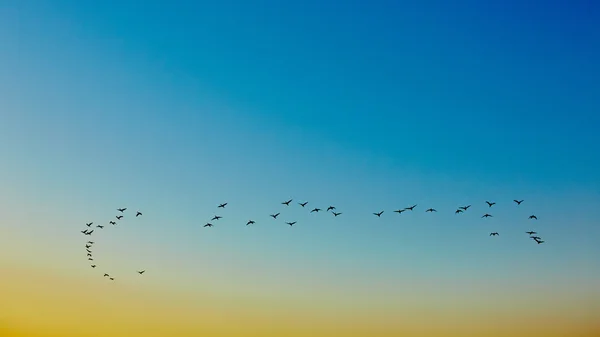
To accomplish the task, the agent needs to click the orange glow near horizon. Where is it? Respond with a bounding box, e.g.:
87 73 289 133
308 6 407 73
2 263 598 337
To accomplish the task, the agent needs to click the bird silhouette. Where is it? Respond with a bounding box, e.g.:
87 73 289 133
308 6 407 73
332 212 342 217
299 201 308 207
490 232 499 236
86 222 93 227
282 199 292 206
138 270 145 274
482 214 492 218
218 203 227 208
87 241 94 244
455 209 463 214
212 215 222 221
85 244 91 249
485 201 496 207
109 221 116 225
246 220 255 226
136 211 142 217
117 208 127 212
204 223 213 227
394 209 406 214
286 221 297 226
373 211 384 217
116 216 123 220
514 199 524 205
326 206 336 212
88 258 93 261
535 239 544 244
96 225 104 229
425 208 437 212
91 265 96 268
87 253 92 257
530 236 541 240
109 277 114 281
86 249 92 253
104 274 109 277
459 205 471 210
405 205 417 211
529 215 538 220
270 213 280 219
85 230 94 236
526 231 537 235
311 208 321 213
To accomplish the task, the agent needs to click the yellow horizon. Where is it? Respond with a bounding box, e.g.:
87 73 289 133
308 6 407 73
2 263 598 337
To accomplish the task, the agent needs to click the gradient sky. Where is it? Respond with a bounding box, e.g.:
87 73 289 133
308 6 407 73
1 1 599 336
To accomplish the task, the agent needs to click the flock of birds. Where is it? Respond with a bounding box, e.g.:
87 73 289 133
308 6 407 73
81 198 544 280
201 198 544 242
80 208 145 281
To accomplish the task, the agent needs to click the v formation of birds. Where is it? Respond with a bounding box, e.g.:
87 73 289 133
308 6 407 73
81 199 543 281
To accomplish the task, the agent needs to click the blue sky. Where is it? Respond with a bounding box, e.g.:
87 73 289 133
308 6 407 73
1 0 599 302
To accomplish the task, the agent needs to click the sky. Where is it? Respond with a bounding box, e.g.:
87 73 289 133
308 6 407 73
1 0 599 336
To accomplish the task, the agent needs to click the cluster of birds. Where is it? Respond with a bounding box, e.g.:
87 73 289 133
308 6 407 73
200 198 545 244
202 200 342 229
80 208 146 281
80 198 545 278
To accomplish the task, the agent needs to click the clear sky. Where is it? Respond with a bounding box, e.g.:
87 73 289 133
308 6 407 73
1 1 599 336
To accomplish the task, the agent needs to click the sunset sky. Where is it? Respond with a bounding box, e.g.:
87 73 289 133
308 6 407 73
1 1 599 336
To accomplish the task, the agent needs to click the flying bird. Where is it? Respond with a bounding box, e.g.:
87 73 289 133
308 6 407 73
117 208 127 212
86 249 92 253
482 214 493 218
535 239 544 244
212 215 222 221
490 232 499 236
394 209 406 214
455 209 463 214
332 212 342 217
514 199 524 205
86 222 93 227
405 205 417 211
373 211 384 217
116 216 123 220
526 231 537 235
88 258 93 261
85 230 94 236
530 236 541 240
282 199 292 206
136 211 142 217
485 201 496 207
529 215 537 220
96 225 104 229
299 201 308 207
91 265 96 268
138 270 145 274
204 223 213 227
310 208 321 213
85 245 91 249
459 205 471 210
87 241 94 244
81 230 88 235
87 253 92 257
109 221 116 225
425 208 437 212
104 274 109 277
286 221 297 226
326 206 336 212
218 203 227 208
246 220 255 226
270 213 280 219
109 277 114 281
